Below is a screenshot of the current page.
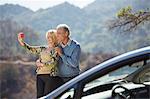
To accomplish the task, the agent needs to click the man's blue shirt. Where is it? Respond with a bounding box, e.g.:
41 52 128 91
57 40 81 77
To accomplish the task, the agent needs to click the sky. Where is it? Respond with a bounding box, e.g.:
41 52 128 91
0 0 95 11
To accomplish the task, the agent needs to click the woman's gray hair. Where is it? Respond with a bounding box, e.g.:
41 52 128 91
56 24 70 36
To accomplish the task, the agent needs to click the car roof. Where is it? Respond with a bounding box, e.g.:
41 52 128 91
40 46 150 99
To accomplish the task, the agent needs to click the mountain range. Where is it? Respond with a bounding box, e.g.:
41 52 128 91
0 0 150 53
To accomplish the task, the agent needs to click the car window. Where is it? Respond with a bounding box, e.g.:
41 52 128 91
147 59 150 63
135 61 150 83
82 61 144 97
139 69 150 83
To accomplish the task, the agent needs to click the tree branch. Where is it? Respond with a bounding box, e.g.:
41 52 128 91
108 6 150 32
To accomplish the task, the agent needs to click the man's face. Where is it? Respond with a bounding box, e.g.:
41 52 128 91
56 28 67 43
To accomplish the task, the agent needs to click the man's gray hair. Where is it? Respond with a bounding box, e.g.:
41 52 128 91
56 24 70 35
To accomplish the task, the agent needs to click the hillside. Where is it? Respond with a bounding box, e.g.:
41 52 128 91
0 0 150 53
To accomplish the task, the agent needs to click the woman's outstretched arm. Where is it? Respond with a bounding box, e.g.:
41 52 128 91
18 33 45 55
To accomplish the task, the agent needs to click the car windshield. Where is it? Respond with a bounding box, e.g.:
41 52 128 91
84 61 144 91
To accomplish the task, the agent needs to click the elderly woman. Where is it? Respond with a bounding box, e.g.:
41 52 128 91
18 30 62 98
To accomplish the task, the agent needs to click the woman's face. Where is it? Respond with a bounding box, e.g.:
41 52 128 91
46 33 55 47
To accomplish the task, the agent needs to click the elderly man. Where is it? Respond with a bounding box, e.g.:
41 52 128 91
55 24 81 83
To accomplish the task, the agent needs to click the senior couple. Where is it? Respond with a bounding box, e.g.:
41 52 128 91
18 24 81 98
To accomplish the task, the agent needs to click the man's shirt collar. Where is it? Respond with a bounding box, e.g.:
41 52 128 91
61 39 72 48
